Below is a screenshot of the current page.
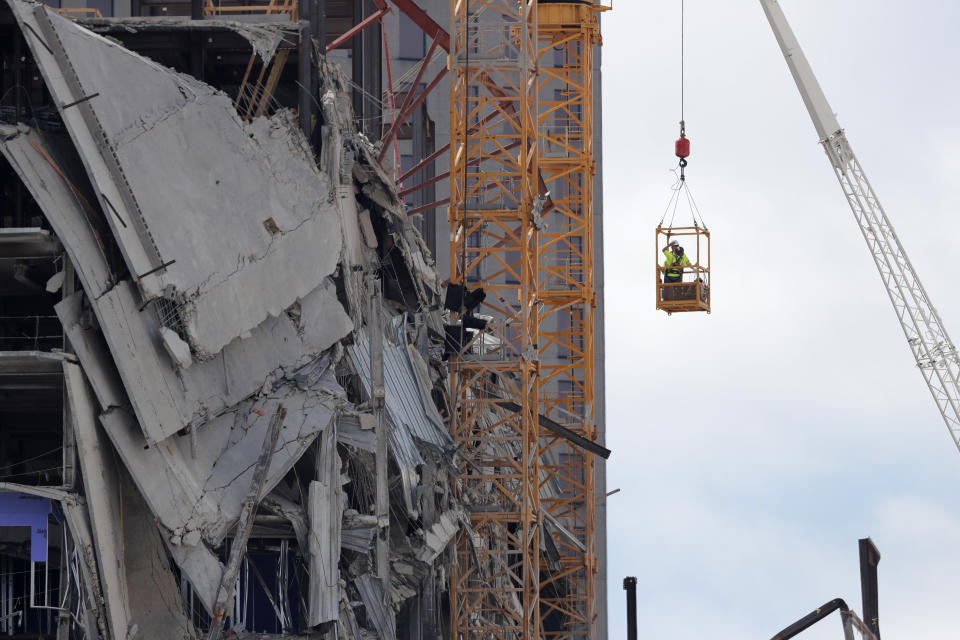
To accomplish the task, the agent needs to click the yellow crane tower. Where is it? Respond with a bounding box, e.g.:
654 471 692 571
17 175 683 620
536 4 603 639
448 0 542 637
447 1 605 638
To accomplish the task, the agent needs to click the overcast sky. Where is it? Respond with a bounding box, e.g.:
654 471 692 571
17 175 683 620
601 1 960 638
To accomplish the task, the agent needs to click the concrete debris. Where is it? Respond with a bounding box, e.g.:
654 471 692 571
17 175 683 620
118 465 197 640
11 1 341 356
166 539 223 613
336 413 377 452
160 325 194 369
357 209 378 249
0 125 114 298
58 497 110 640
415 510 463 564
77 17 296 62
45 268 65 292
105 372 342 545
0 1 481 637
64 362 131 640
261 492 309 551
307 422 341 626
341 511 378 553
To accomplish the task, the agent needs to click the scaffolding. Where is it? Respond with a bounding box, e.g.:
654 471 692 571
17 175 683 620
448 1 542 639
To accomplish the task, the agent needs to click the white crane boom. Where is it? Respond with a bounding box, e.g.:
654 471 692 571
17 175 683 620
760 0 960 453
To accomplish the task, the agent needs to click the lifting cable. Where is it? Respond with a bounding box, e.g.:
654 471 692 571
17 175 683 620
659 0 706 230
680 0 685 137
659 175 705 229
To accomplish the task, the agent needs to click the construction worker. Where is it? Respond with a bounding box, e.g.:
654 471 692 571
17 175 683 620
662 239 691 283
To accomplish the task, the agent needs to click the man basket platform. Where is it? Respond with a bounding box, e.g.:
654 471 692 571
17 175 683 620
656 225 710 314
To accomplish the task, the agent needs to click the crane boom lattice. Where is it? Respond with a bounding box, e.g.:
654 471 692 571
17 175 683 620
761 0 960 452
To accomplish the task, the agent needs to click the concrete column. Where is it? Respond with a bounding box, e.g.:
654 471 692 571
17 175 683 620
61 256 77 490
421 461 437 640
369 276 389 589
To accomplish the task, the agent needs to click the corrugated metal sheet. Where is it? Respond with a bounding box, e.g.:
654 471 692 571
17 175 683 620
341 524 376 552
348 330 452 513
342 511 376 552
387 318 450 449
355 573 396 640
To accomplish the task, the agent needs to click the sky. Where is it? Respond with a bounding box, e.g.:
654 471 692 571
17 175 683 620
601 1 960 639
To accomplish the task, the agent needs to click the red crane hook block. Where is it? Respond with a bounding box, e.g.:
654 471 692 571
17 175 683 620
675 133 690 159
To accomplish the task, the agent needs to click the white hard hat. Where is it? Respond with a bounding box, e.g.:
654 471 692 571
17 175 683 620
669 239 679 246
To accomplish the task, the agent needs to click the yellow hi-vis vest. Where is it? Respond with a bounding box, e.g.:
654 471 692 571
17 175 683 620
663 250 691 278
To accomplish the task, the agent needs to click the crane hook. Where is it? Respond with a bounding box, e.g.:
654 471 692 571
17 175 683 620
676 120 690 182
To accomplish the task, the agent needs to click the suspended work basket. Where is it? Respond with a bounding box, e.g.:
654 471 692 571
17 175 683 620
657 0 709 315
656 225 710 314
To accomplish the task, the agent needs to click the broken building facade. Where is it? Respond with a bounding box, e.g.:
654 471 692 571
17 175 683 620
0 0 607 638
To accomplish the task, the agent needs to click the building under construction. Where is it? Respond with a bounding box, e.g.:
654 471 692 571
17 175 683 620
0 0 609 638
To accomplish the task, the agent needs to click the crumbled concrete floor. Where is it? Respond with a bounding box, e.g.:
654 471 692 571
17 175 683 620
0 1 469 637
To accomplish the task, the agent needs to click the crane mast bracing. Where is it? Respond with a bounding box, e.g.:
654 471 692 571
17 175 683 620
449 1 542 639
536 4 601 639
760 0 960 452
448 1 602 638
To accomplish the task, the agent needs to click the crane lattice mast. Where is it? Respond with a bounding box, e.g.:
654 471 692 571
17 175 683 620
536 4 603 638
448 2 542 638
760 0 960 452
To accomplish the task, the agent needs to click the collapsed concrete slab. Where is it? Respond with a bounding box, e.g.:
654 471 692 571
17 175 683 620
73 278 351 443
64 361 132 640
57 290 347 545
98 369 344 545
118 465 198 640
0 3 471 637
10 0 343 356
416 510 462 564
0 126 114 299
